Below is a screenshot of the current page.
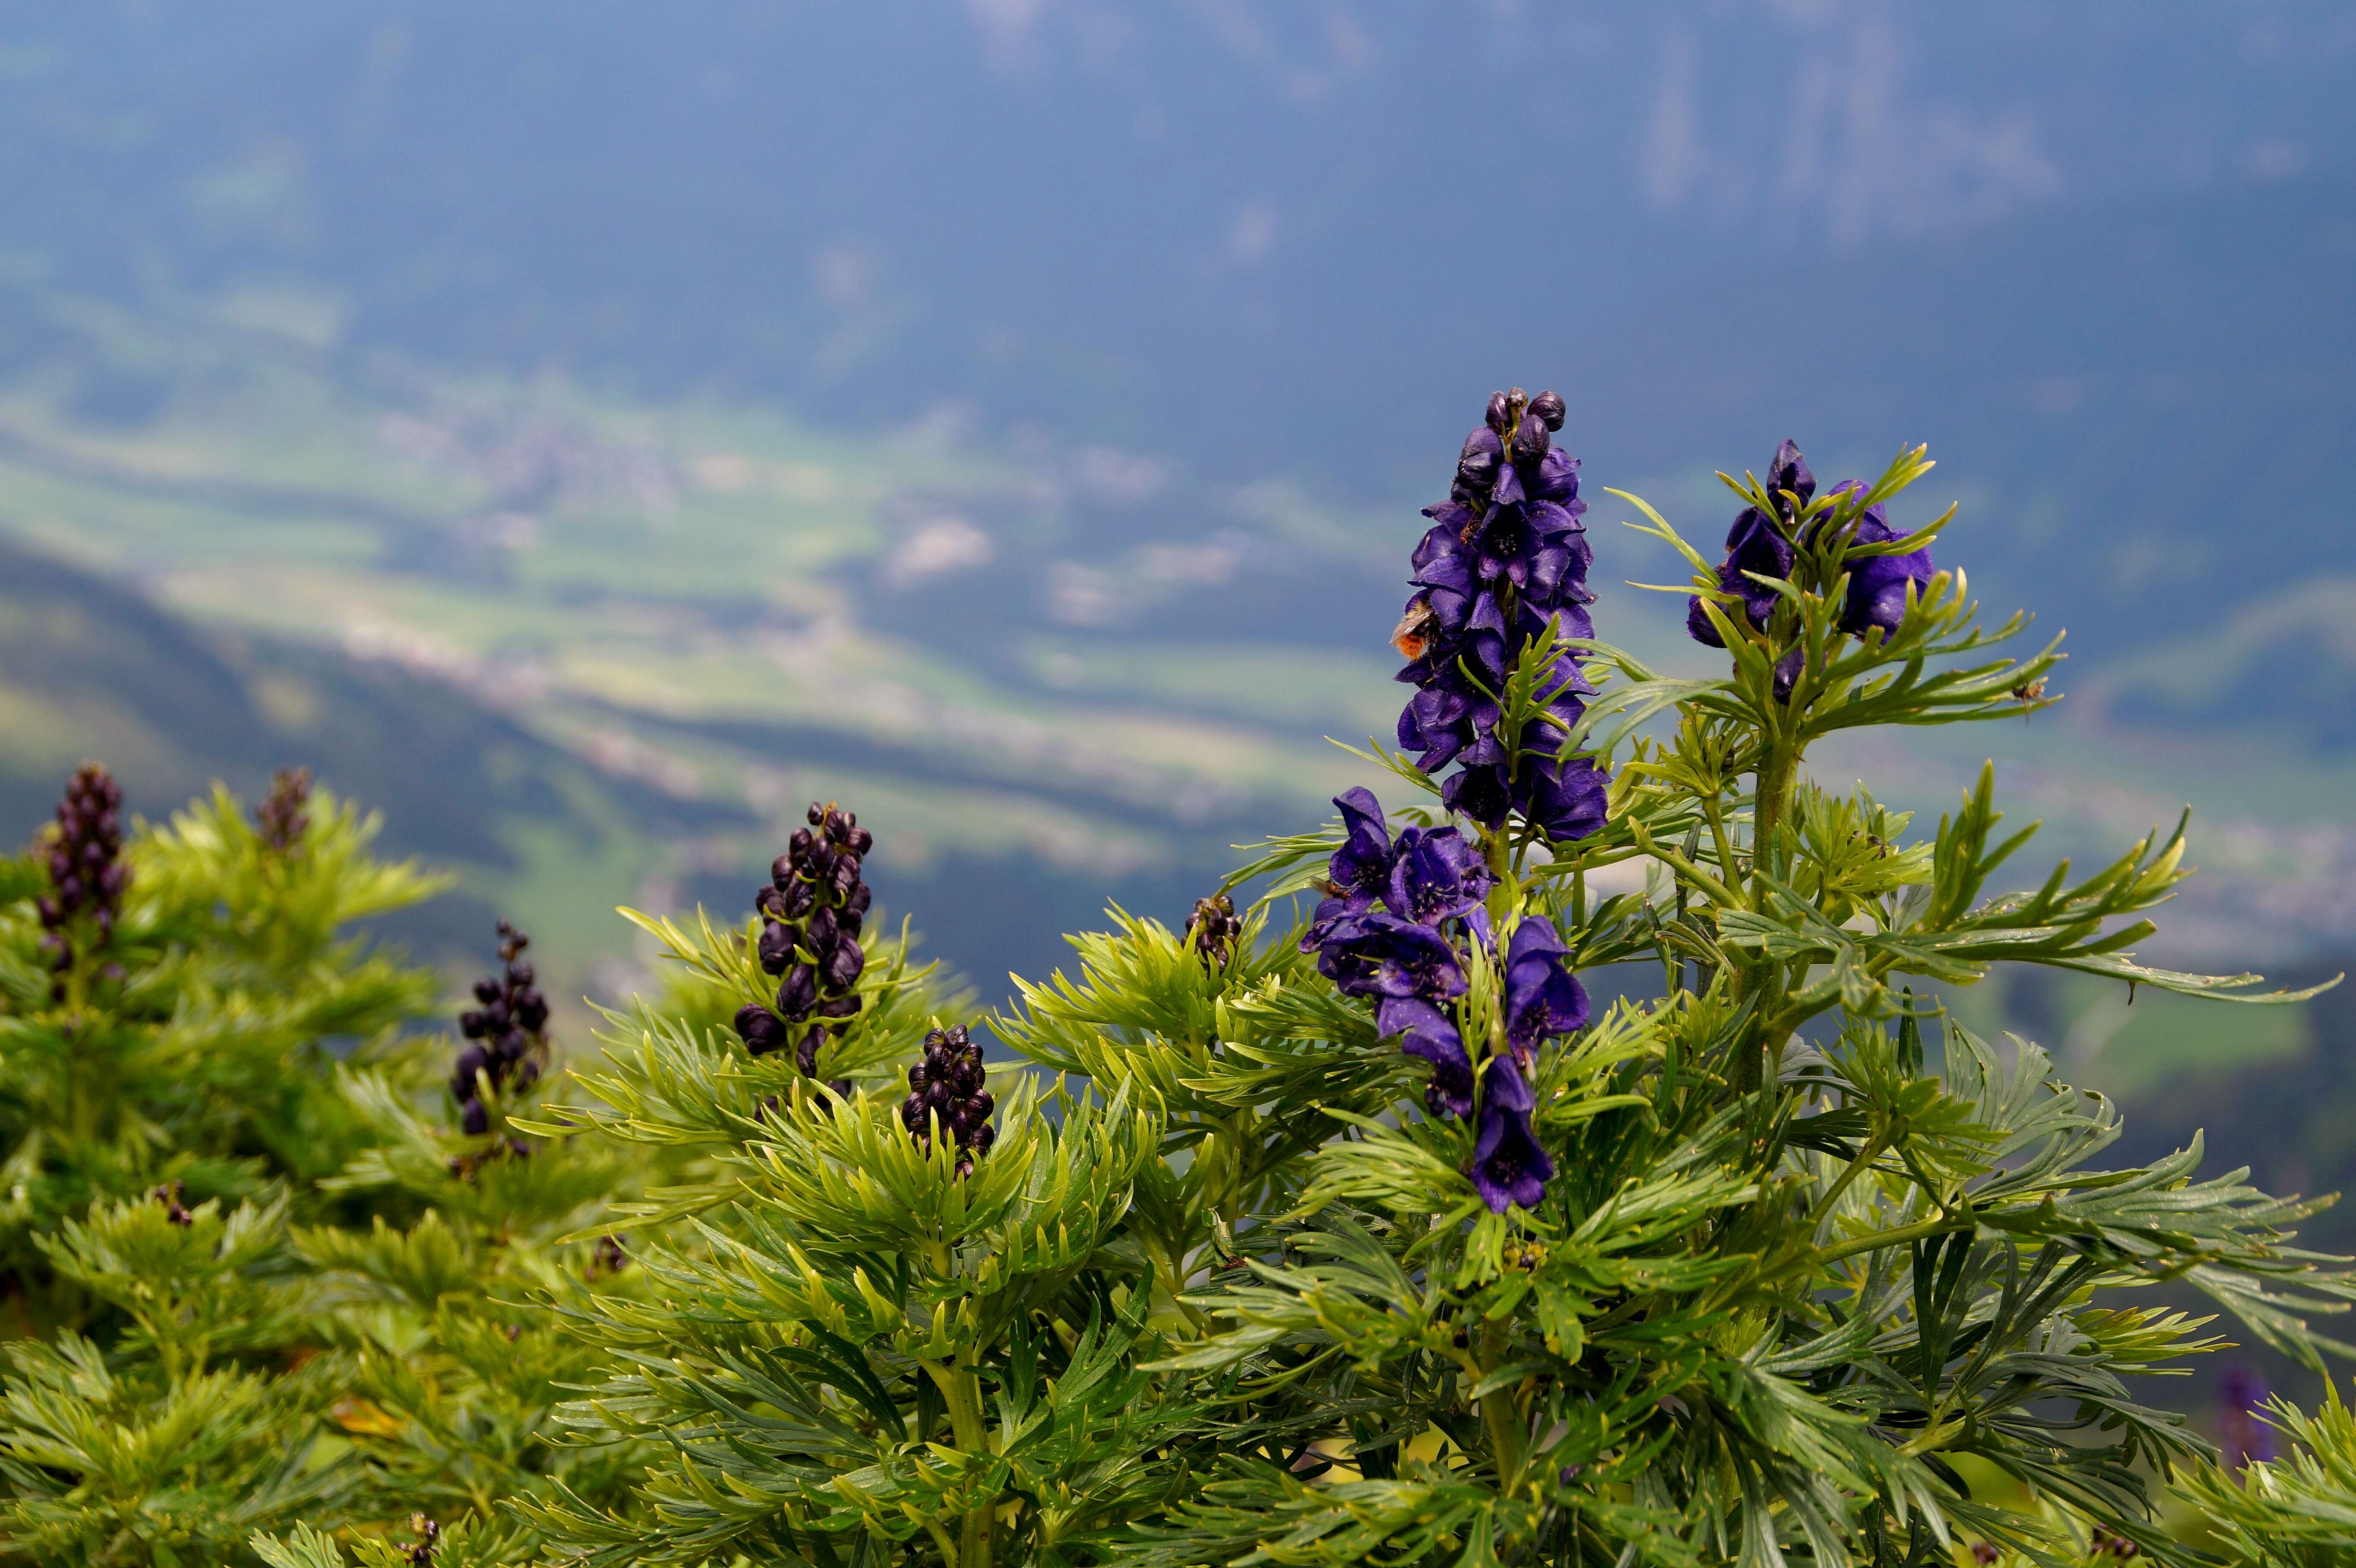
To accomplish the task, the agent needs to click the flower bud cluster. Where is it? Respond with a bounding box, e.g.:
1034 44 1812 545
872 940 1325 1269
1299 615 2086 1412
735 802 873 1075
35 764 129 1000
255 766 312 854
403 1515 440 1567
1396 389 1607 841
1302 787 1584 1213
1184 892 1241 966
453 921 550 1136
900 1024 994 1177
153 1181 193 1227
1686 440 1936 681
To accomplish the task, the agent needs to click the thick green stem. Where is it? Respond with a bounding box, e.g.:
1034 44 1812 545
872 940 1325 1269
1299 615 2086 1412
929 1359 997 1568
1476 1332 1526 1489
1732 741 1801 1094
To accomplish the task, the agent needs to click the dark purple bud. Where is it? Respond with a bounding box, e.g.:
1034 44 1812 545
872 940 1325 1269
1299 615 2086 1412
515 994 549 1031
757 921 798 975
771 853 795 889
777 963 818 1019
1512 414 1550 464
1485 392 1512 433
460 1010 488 1039
473 978 501 1005
452 1046 488 1097
970 1089 994 1119
795 1028 823 1077
788 827 814 862
814 993 862 1019
755 885 785 918
506 961 535 986
970 1122 995 1152
35 898 58 926
461 1099 491 1136
735 1003 787 1056
827 854 862 901
845 826 874 855
485 1000 511 1030
1529 390 1566 431
821 936 864 992
806 802 826 828
781 878 817 918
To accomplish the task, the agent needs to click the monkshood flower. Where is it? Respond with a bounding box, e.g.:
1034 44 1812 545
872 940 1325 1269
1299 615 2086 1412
254 765 313 855
1818 479 1936 638
1687 438 1812 648
902 1024 995 1178
1297 788 1582 1211
738 801 873 1075
35 763 128 998
1393 389 1607 841
1376 996 1474 1118
1472 1055 1555 1214
1687 441 1935 651
1502 915 1590 1069
1184 892 1241 966
454 920 550 1136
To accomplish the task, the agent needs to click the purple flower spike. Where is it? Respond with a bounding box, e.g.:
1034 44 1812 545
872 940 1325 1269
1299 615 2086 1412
1385 826 1492 926
1314 911 1467 1002
1502 916 1592 1065
1472 1056 1554 1214
1377 996 1475 1118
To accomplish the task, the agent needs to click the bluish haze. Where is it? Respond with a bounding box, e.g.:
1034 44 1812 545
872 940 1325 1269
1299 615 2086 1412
2 0 2352 999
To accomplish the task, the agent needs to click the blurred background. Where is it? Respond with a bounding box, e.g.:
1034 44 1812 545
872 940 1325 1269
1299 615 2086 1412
2 3 2353 1263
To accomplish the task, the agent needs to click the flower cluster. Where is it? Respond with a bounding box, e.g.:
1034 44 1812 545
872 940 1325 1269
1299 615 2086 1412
736 802 872 1076
1393 389 1607 842
1686 439 1936 654
1301 787 1586 1212
900 1024 994 1177
35 763 128 1000
1184 892 1241 966
402 1515 440 1567
254 766 312 854
152 1181 193 1227
453 920 550 1136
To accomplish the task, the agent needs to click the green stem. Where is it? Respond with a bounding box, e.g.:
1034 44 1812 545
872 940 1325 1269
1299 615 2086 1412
1815 1210 1973 1268
1476 1331 1526 1489
1732 741 1801 1094
928 1359 997 1568
1808 1131 1889 1226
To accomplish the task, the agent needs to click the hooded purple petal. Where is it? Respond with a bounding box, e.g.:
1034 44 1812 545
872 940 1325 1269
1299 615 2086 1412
1502 916 1592 1062
1328 787 1394 907
1512 756 1609 846
1472 1056 1554 1214
1376 996 1475 1118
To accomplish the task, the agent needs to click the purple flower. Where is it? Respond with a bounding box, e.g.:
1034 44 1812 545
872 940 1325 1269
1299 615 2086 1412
1376 996 1475 1118
1815 480 1934 638
1687 439 1813 648
1330 787 1394 908
1440 763 1513 832
1315 911 1467 1002
1472 1056 1554 1214
1394 390 1609 848
1385 825 1492 926
1502 916 1591 1065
